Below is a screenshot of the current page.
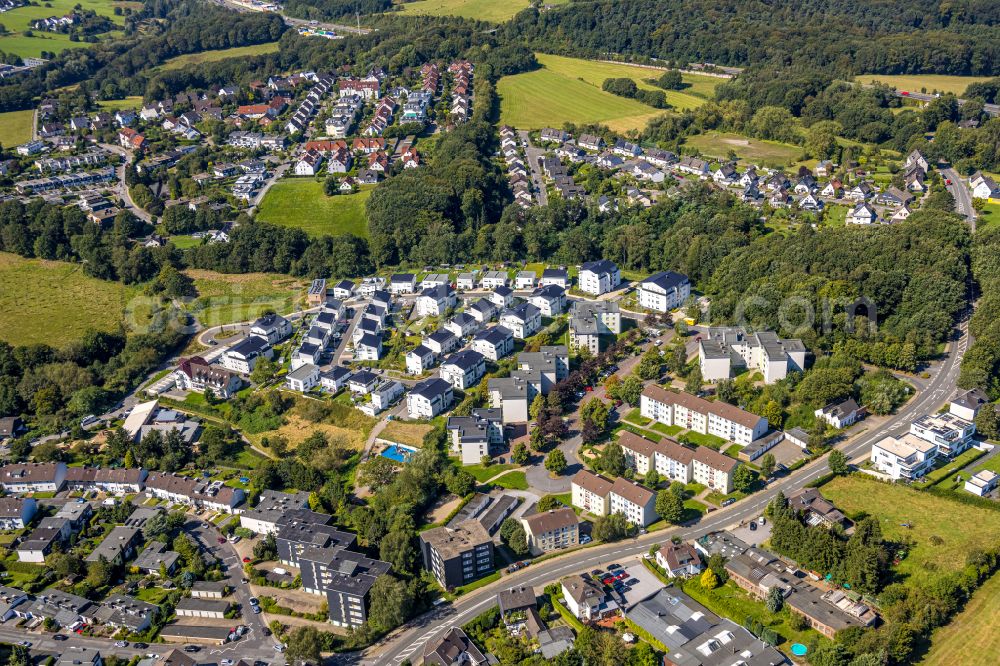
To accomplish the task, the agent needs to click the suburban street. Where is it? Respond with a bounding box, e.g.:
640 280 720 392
518 130 549 206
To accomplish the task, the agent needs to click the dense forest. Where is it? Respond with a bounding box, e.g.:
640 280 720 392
503 0 1000 77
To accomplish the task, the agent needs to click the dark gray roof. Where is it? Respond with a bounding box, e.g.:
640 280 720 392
443 349 485 371
581 259 617 275
641 270 689 291
411 377 453 399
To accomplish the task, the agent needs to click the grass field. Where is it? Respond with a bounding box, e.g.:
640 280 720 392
96 96 143 111
975 202 1000 229
0 252 130 347
256 179 372 238
856 74 993 96
159 41 280 71
821 475 1000 587
919 570 1000 666
535 54 717 111
0 0 131 57
380 421 433 448
247 414 368 452
0 109 33 148
183 269 305 327
395 0 562 23
683 131 802 168
499 54 675 133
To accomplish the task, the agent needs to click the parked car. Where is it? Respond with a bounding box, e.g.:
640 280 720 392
184 646 201 653
53 635 68 641
608 563 621 570
722 498 736 507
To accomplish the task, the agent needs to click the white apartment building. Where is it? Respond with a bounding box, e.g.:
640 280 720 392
286 364 321 393
640 385 769 447
528 285 567 317
406 345 436 375
520 508 579 555
699 327 807 385
471 325 514 361
407 378 454 419
638 271 690 312
617 430 738 492
499 303 541 339
909 412 976 457
870 434 938 481
517 345 569 395
488 374 536 423
561 574 605 621
570 469 613 516
415 285 457 317
439 350 487 391
608 478 658 527
578 260 621 296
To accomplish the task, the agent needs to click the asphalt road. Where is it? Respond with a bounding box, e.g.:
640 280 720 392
942 167 978 231
355 302 970 666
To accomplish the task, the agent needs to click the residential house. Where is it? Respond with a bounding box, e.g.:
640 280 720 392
415 285 457 317
286 364 321 393
569 301 621 354
0 497 36 530
471 325 515 361
145 473 245 513
406 345 437 375
250 313 292 344
949 388 991 421
540 268 570 288
407 378 454 419
440 349 487 391
422 628 488 666
520 507 579 556
909 411 975 457
355 333 383 361
174 357 242 398
560 574 605 620
786 488 848 528
499 302 542 339
529 284 567 316
389 273 417 294
655 542 704 578
86 526 141 565
445 312 479 339
570 470 613 516
447 409 504 465
815 398 863 429
0 463 67 493
965 470 998 497
698 326 806 384
425 328 460 356
609 477 658 526
489 285 515 310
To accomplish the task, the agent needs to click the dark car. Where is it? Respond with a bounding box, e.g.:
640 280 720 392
53 634 68 641
134 643 149 650
627 578 639 586
184 646 202 653
608 563 621 570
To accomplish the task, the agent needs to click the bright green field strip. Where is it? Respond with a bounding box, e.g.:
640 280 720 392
856 73 992 96
919 570 1000 666
396 0 545 23
158 41 280 71
0 110 33 147
96 96 143 111
256 179 372 239
183 269 305 327
498 67 662 133
0 252 131 347
536 54 716 110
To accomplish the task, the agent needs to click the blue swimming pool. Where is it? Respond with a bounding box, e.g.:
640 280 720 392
381 444 417 463
790 643 808 657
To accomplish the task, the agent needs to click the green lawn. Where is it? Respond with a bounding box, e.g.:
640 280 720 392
679 430 728 450
498 53 671 133
256 179 372 238
0 109 33 147
919 569 1000 666
0 252 133 347
821 475 1000 587
462 462 518 482
159 41 280 71
623 408 652 426
976 202 1000 229
96 96 143 111
168 235 205 249
650 422 683 437
683 131 802 169
974 454 1000 475
490 470 528 490
0 0 130 57
855 73 993 96
183 268 305 327
533 54 717 111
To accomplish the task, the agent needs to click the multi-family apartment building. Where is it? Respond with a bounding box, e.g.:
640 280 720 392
446 409 504 465
568 301 621 354
570 469 614 516
909 412 975 457
578 260 620 295
418 521 495 589
870 433 938 480
520 508 579 555
637 271 690 312
640 385 769 447
299 546 391 629
699 327 807 384
439 349 487 391
407 378 454 419
517 345 569 395
608 477 658 526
